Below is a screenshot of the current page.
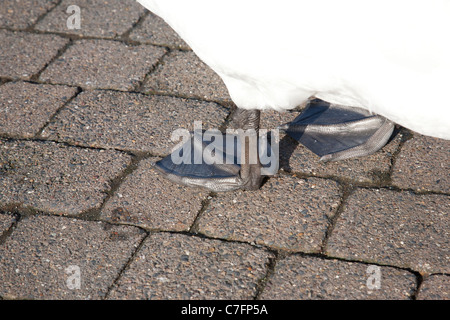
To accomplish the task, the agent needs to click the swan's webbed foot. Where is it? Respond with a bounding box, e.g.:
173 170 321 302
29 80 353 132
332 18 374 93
154 109 264 192
154 153 263 192
279 99 394 161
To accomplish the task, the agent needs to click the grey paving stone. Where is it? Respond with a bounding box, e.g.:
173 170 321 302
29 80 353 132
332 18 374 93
0 212 16 236
0 0 58 29
35 0 146 38
259 109 301 130
0 139 131 215
129 12 190 50
39 39 166 91
326 188 449 274
0 81 78 138
101 157 208 231
197 176 341 252
142 50 232 103
258 97 315 130
41 90 229 155
0 30 69 80
392 134 450 193
261 255 416 300
417 275 450 300
108 232 270 299
0 215 145 299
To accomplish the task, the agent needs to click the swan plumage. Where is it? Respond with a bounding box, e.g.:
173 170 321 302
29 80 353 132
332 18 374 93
137 0 450 139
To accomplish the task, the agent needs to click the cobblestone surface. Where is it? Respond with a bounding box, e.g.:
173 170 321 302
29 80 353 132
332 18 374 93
197 176 341 252
0 0 448 301
0 81 78 138
260 255 417 299
0 29 68 80
40 89 229 155
101 157 208 231
0 212 16 235
0 215 145 299
108 232 271 299
39 39 166 91
129 12 190 50
391 134 450 193
326 188 449 274
35 0 146 38
0 0 59 30
417 275 450 300
142 50 232 104
0 139 131 215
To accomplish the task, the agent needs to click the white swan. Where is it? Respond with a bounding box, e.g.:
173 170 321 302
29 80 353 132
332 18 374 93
137 0 450 191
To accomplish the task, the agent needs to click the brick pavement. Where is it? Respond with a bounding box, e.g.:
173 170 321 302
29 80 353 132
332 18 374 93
0 0 448 300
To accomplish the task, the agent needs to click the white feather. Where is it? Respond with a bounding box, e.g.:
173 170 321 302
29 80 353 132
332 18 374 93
137 0 450 139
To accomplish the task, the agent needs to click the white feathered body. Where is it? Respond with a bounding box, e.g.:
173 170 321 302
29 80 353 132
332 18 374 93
137 0 450 139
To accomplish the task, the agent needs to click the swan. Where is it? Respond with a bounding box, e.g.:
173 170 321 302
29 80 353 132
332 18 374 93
136 0 450 191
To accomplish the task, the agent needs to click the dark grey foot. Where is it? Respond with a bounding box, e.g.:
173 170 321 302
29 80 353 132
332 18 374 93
154 109 264 192
279 99 395 161
153 132 263 192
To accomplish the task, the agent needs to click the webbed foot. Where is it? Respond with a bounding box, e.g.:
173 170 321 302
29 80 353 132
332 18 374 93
280 99 394 161
154 109 264 192
153 131 263 192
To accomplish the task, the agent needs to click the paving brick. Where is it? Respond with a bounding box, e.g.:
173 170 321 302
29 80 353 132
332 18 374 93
326 188 449 274
108 232 270 299
0 30 69 80
0 215 145 299
197 176 341 252
0 139 131 215
0 81 78 138
41 90 229 155
259 109 301 130
142 50 232 103
39 39 166 91
261 255 416 300
392 134 450 193
35 0 146 38
0 0 58 29
0 212 16 235
129 12 190 50
101 157 208 231
417 275 450 300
